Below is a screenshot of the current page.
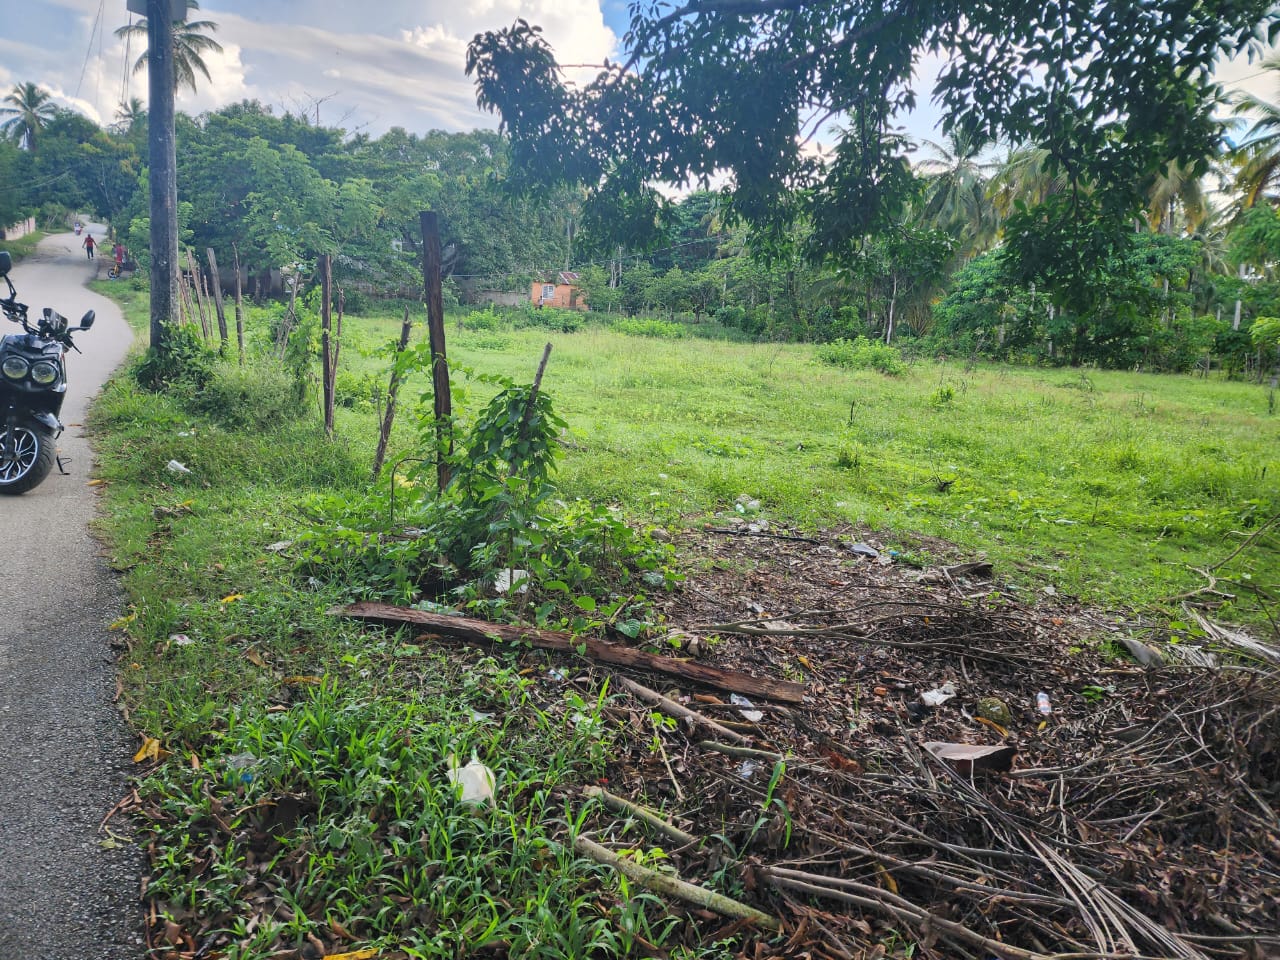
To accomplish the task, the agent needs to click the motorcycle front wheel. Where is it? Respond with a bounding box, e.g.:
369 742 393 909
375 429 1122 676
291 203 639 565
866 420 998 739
0 422 56 494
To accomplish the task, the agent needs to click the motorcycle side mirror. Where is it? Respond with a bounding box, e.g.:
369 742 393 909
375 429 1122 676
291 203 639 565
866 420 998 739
0 251 10 277
77 310 95 330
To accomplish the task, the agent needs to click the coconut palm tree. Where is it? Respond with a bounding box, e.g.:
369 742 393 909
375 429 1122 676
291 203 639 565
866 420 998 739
988 145 1071 220
0 82 57 151
917 129 998 257
1146 160 1209 235
1229 56 1280 209
115 0 224 95
113 96 147 134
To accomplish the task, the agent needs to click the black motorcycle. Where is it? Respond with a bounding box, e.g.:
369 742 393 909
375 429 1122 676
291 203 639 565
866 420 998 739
0 250 95 494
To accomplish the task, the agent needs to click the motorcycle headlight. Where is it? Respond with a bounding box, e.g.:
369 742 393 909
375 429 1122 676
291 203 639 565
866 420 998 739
1 356 29 380
30 360 59 385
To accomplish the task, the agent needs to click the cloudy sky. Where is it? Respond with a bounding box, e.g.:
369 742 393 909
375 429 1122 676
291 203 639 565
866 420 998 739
4 0 1278 147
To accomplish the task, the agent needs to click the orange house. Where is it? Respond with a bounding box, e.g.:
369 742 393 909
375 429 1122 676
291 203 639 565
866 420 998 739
531 271 588 310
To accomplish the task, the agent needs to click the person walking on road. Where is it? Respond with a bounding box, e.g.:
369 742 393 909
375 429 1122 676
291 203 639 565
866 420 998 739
83 233 96 260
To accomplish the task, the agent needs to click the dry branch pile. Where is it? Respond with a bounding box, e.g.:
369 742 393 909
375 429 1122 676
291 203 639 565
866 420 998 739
563 527 1280 959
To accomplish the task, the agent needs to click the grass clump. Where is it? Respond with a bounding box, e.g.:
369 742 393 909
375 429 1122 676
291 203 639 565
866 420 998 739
815 336 907 375
612 317 688 339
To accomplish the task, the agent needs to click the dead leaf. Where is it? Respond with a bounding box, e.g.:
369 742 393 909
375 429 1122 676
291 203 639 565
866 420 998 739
974 716 1009 738
87 478 105 487
324 951 378 960
220 593 244 604
133 737 169 763
245 648 267 668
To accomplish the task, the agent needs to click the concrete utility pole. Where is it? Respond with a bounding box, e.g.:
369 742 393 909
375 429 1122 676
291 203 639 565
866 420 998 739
144 0 182 350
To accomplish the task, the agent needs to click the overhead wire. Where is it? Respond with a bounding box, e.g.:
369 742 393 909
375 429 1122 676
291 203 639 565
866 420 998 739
74 0 106 102
119 13 136 119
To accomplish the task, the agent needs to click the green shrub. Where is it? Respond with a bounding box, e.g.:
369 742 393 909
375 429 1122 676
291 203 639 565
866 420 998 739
459 306 506 331
612 317 688 339
133 324 215 391
514 305 583 333
187 358 302 430
334 369 382 409
815 336 907 376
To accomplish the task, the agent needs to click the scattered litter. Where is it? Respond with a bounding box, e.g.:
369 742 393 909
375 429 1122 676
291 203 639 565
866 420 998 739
225 752 257 784
730 693 765 722
920 681 957 707
165 459 191 475
975 696 1012 726
847 542 880 559
547 668 567 682
493 568 529 594
265 540 293 553
469 710 494 724
446 751 496 806
942 560 993 579
1035 691 1052 716
735 494 761 513
738 759 760 780
1117 636 1164 666
168 633 195 647
923 742 1018 775
177 431 192 437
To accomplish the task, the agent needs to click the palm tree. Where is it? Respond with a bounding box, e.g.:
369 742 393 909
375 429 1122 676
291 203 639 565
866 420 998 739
113 96 147 133
917 129 998 257
1229 56 1280 209
115 0 224 95
987 145 1071 220
1146 160 1208 235
0 82 57 151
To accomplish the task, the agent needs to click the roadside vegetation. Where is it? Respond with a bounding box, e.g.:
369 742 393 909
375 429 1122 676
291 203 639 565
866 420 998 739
86 283 1279 957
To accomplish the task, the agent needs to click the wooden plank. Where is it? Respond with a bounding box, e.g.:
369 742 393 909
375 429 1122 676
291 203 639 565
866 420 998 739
330 601 807 703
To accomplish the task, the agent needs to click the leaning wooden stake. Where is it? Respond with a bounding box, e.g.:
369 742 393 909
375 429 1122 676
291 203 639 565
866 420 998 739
420 210 451 492
372 306 414 481
329 601 806 703
320 254 335 437
205 247 230 347
575 836 780 932
231 242 244 364
186 249 211 341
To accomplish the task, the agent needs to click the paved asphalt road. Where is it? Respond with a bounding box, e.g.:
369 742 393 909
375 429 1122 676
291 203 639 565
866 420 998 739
0 228 143 960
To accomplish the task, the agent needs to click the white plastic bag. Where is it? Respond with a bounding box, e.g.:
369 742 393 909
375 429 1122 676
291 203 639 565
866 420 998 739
445 750 495 806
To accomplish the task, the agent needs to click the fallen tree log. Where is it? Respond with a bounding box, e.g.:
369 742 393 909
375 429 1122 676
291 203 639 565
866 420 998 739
329 601 807 703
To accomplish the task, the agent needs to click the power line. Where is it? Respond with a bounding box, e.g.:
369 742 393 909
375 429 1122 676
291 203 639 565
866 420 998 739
74 0 106 101
119 13 135 117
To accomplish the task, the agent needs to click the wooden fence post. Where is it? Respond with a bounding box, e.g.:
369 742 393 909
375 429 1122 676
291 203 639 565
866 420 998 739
205 248 229 347
420 211 451 492
320 254 334 437
372 306 414 481
231 243 244 365
186 249 211 342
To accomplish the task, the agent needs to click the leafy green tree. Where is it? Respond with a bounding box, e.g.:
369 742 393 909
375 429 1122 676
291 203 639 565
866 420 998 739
467 0 1274 282
0 83 56 151
116 0 224 95
0 139 33 224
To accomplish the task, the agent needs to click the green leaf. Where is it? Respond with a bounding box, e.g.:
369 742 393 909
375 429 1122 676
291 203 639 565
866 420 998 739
573 595 597 612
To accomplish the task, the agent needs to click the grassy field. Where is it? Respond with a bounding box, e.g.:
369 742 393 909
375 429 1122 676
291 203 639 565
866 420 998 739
97 286 1280 621
84 286 1280 957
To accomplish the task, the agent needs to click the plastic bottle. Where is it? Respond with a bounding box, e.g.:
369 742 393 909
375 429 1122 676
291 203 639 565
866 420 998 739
1036 691 1052 716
